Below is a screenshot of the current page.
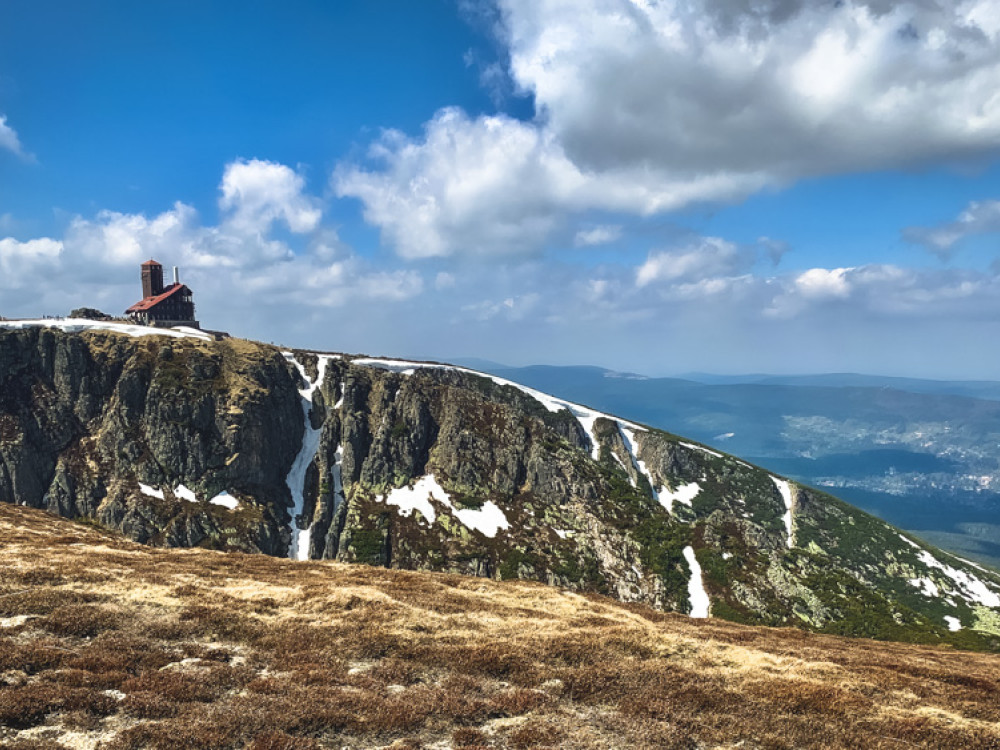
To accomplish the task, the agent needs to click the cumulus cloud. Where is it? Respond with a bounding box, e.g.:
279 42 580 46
0 115 30 160
793 267 853 299
220 159 322 236
336 110 575 258
339 0 1000 258
503 0 1000 176
903 199 1000 257
761 263 995 318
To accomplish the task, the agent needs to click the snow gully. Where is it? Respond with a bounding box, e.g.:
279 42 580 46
282 353 334 561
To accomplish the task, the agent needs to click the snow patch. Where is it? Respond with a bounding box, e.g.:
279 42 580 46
378 475 440 524
916 550 1000 608
452 500 510 538
174 484 197 503
208 491 239 510
574 412 603 460
908 577 940 598
170 326 212 341
0 318 211 341
682 546 710 618
149 483 238 508
138 483 164 500
376 473 510 538
771 476 795 548
944 615 962 632
722 552 733 560
656 482 701 514
282 352 335 561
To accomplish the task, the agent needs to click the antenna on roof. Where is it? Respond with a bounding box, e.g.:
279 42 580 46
173 266 179 285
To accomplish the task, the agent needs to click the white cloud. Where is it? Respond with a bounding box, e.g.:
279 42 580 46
338 0 1000 258
903 199 1000 257
0 115 30 160
220 159 322 236
0 237 62 288
336 108 765 258
636 237 753 286
574 224 622 247
336 109 580 259
794 267 853 299
63 160 328 275
762 263 996 318
503 0 1000 176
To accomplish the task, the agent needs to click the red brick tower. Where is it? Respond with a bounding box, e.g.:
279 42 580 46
141 259 164 299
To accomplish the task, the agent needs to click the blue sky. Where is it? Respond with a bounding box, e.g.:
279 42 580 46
3 0 1000 378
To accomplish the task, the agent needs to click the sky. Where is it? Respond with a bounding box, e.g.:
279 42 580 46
3 0 1000 379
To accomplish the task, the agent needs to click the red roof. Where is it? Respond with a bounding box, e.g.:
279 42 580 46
141 259 162 268
126 283 189 313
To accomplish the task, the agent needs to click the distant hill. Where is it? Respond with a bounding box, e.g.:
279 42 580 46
679 371 1000 401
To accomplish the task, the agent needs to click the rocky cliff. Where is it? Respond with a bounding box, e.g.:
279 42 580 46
2 320 999 650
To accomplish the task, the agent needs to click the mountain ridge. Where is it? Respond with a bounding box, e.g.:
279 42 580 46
460 361 1000 569
1 319 999 652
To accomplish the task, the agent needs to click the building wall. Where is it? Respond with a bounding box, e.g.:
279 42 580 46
141 265 164 298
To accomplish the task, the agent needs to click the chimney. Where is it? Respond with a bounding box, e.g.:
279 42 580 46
173 266 179 285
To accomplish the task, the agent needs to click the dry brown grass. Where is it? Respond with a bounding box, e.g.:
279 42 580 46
1 504 999 749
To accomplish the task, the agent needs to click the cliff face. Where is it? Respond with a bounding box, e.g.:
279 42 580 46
2 322 999 649
0 326 300 553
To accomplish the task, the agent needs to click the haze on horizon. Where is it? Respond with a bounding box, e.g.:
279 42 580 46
2 0 1000 380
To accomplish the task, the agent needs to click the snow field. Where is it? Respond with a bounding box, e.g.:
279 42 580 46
1 318 212 341
916 550 1000 608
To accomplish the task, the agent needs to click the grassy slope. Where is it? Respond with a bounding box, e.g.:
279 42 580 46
1 505 1000 750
